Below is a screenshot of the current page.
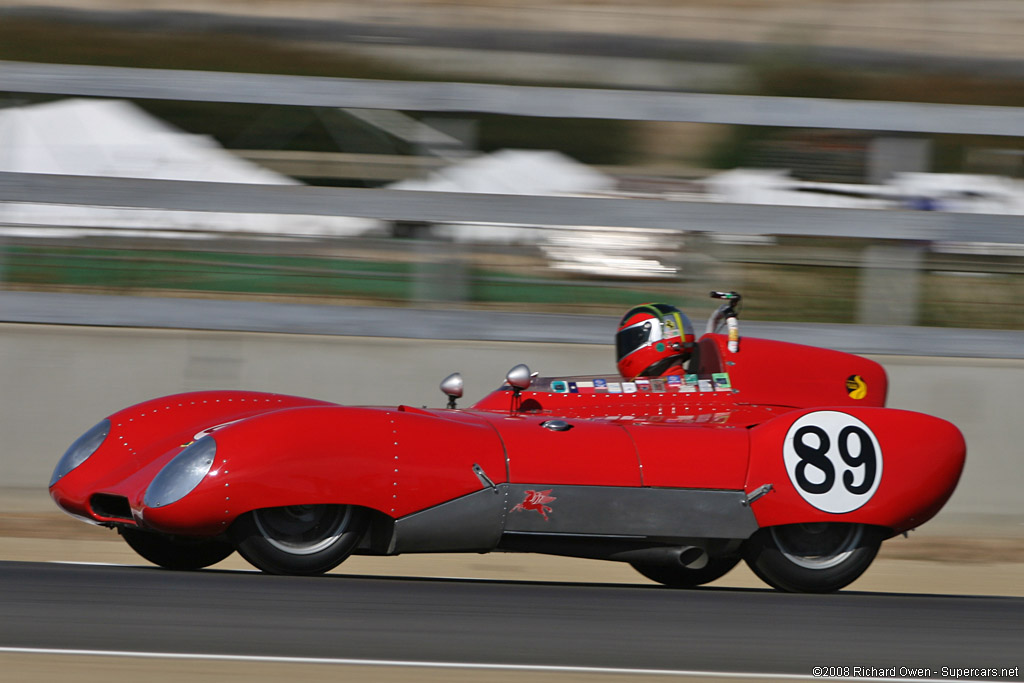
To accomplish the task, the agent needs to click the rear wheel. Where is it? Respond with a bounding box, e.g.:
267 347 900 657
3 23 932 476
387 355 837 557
743 523 881 592
119 527 235 570
631 554 741 588
232 504 368 575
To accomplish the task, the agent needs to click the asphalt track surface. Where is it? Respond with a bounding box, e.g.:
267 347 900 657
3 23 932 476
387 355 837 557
1 561 1021 679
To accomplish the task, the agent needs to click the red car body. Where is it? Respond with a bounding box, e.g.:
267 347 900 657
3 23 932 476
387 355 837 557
50 326 965 592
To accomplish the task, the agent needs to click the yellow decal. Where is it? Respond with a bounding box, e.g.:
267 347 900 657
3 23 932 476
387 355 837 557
846 375 867 400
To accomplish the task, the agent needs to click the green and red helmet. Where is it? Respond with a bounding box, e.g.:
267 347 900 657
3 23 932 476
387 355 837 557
615 303 695 378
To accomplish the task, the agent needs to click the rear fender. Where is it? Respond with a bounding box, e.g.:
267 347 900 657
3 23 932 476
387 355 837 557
745 407 965 534
700 334 888 408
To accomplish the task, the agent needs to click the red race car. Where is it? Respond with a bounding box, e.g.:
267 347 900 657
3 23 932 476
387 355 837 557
49 293 965 592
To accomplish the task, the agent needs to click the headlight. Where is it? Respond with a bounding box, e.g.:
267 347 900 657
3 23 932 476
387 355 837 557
50 419 111 487
144 437 217 508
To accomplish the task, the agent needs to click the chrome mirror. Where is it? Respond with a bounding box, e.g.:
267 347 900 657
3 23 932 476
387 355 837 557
505 364 536 415
505 364 534 391
440 372 463 409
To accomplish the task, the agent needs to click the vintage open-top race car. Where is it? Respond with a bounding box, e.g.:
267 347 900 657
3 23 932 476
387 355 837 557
49 293 965 592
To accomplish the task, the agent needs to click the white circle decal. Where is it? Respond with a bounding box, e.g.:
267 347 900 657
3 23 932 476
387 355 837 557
783 411 883 514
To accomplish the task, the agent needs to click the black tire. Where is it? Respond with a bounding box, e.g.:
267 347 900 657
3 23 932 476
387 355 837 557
743 523 882 593
119 527 235 570
231 504 368 576
632 554 741 588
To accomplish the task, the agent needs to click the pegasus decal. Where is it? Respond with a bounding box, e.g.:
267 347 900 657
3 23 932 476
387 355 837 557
511 489 556 520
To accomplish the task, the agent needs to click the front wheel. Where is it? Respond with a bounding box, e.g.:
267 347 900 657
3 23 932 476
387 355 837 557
119 527 235 570
632 554 741 588
232 504 368 575
743 523 882 593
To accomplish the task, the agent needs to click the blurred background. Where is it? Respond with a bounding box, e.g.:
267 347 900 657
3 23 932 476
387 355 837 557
1 4 1023 678
0 0 1022 327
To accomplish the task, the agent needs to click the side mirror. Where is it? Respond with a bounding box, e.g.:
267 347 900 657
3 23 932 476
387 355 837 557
505 364 534 391
440 372 463 409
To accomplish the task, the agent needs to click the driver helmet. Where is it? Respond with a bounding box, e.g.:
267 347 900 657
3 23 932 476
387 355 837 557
616 303 695 378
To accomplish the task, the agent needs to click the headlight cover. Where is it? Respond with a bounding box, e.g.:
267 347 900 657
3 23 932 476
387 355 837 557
144 437 217 508
50 419 111 487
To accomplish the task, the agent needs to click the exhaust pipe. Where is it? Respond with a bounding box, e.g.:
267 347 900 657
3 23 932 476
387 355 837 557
497 534 717 568
607 545 709 569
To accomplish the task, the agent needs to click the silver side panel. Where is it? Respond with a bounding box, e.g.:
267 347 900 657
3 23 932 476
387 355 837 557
390 487 506 554
503 485 758 540
390 484 758 554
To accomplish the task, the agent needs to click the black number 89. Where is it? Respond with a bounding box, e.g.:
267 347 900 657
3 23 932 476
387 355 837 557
793 424 877 496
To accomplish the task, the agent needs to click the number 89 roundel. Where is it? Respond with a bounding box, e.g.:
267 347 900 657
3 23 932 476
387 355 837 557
783 411 882 514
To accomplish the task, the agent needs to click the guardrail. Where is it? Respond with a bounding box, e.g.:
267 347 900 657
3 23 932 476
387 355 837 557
2 172 1023 244
2 61 1023 327
2 61 1023 135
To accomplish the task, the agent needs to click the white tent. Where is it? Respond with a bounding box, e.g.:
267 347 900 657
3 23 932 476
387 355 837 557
391 148 615 244
392 148 612 196
0 98 374 238
387 149 675 277
705 167 1024 214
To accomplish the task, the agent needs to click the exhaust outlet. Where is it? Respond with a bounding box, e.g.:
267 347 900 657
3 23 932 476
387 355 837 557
679 546 709 569
606 545 709 568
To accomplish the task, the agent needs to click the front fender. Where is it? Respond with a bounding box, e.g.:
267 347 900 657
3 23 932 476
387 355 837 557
140 406 508 536
745 407 965 534
50 391 334 524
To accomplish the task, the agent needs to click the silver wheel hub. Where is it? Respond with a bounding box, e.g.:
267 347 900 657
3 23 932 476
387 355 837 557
771 523 863 570
253 505 353 555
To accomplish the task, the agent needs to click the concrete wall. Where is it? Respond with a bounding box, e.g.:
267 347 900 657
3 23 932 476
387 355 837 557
3 323 1021 533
